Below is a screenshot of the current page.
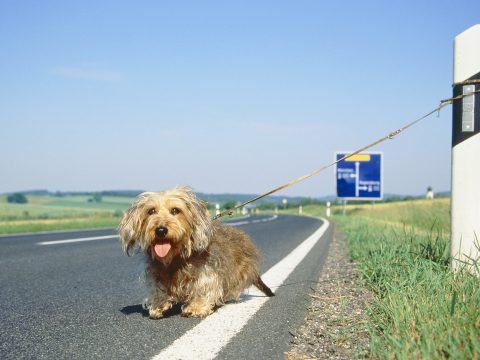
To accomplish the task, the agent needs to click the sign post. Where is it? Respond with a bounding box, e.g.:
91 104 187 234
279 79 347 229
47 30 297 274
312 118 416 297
335 152 383 204
451 24 480 274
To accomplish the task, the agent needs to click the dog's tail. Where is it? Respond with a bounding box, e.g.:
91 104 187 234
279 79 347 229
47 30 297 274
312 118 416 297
255 276 275 297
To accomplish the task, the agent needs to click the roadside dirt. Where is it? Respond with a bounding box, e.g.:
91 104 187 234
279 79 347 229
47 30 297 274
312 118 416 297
285 229 371 359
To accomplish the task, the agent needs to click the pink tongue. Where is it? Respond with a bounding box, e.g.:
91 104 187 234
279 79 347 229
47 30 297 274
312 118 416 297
154 240 171 258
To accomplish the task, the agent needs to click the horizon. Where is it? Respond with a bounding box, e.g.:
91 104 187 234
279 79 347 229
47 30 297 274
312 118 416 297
1 187 451 200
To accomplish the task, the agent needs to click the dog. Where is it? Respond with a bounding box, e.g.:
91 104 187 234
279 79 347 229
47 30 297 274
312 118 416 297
119 187 274 318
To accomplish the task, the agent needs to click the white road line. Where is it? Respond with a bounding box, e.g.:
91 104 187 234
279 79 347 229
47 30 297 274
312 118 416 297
225 220 250 226
226 214 278 226
152 218 330 360
37 235 118 246
251 214 278 224
35 215 277 246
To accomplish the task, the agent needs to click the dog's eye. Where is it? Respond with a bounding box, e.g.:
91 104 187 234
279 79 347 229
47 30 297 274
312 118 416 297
148 208 157 215
170 207 180 215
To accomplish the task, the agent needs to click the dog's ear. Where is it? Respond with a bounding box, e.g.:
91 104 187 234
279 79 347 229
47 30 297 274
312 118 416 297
118 193 150 256
119 205 139 256
179 187 213 252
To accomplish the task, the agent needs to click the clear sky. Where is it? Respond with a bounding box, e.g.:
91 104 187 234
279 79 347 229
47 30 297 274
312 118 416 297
0 1 478 197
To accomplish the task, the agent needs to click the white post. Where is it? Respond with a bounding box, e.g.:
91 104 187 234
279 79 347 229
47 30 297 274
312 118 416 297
451 24 480 274
215 204 220 216
326 201 331 217
298 206 303 215
426 186 434 199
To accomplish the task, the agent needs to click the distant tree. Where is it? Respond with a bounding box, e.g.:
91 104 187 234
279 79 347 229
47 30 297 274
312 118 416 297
258 202 276 210
7 193 28 204
222 200 237 210
298 198 323 206
92 193 103 203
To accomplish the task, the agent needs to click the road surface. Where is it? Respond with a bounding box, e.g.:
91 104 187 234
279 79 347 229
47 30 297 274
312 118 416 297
0 214 333 359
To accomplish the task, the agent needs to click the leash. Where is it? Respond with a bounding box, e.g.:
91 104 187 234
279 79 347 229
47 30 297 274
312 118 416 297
212 88 480 221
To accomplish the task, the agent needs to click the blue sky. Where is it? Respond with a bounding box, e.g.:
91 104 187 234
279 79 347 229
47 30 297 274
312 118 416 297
0 1 478 197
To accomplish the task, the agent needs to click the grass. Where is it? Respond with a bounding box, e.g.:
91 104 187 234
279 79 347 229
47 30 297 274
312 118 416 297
0 195 133 234
0 216 122 234
290 199 479 359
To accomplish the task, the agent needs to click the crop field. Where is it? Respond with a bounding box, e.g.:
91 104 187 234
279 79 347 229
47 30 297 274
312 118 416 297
295 198 479 359
0 195 134 234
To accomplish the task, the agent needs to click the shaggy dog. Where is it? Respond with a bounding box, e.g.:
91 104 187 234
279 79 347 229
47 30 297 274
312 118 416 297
119 187 274 318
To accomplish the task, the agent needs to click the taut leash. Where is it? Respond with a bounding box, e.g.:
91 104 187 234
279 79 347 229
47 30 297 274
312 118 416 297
212 88 480 220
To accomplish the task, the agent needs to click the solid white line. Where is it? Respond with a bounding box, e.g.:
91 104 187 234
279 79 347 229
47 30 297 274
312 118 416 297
152 217 330 360
37 235 118 246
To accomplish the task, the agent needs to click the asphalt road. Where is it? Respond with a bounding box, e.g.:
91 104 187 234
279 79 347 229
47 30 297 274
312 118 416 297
0 214 333 360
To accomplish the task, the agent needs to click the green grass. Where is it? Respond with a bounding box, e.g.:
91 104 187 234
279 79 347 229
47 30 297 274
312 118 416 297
294 199 479 359
46 195 133 209
0 195 134 234
0 216 122 234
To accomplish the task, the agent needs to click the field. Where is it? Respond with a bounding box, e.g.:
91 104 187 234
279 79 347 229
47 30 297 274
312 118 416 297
0 193 242 234
0 195 134 234
292 198 479 359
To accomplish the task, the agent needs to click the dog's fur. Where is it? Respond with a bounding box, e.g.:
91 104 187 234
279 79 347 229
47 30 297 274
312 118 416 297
119 187 274 318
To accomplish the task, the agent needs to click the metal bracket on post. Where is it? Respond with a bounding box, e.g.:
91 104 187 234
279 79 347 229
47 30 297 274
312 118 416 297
462 85 475 132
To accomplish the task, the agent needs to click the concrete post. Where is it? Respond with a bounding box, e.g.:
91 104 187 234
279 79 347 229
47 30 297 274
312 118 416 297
451 24 480 274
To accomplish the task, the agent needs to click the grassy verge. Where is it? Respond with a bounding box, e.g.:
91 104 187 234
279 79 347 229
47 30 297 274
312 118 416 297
283 199 479 359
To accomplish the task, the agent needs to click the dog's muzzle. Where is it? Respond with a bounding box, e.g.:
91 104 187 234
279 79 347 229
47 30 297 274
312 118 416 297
153 226 171 259
155 226 168 238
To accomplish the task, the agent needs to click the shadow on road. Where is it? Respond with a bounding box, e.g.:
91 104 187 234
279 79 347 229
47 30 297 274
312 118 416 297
120 303 183 318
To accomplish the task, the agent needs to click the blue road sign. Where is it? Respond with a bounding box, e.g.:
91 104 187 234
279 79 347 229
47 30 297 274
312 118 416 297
335 152 383 200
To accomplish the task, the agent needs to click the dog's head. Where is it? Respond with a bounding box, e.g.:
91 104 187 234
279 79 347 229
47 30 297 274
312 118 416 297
118 187 213 262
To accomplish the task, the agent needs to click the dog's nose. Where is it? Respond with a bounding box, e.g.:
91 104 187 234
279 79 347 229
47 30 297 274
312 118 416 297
155 226 168 238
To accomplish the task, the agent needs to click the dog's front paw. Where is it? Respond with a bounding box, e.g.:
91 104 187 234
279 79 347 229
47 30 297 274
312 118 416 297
148 307 165 319
148 301 173 319
181 302 214 318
